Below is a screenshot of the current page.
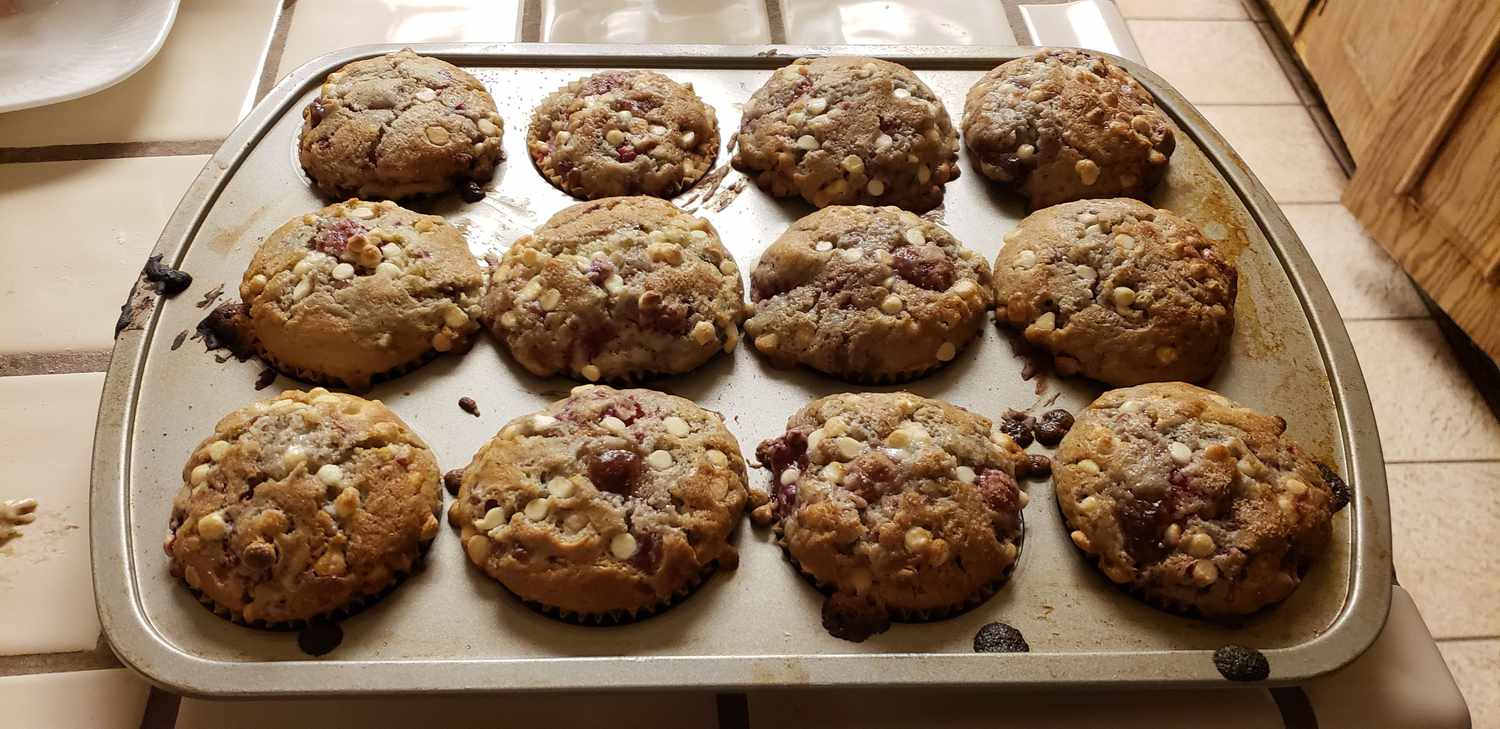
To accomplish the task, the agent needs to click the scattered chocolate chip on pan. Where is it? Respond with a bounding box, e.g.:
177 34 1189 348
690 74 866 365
973 622 1029 653
1318 462 1351 512
142 254 193 296
443 469 464 496
458 396 481 417
1033 408 1074 446
1213 644 1270 681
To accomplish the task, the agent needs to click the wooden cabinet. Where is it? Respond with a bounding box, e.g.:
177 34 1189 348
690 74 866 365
1269 0 1500 360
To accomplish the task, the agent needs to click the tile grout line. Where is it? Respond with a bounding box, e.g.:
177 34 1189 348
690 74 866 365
252 0 300 104
1384 458 1500 466
0 350 114 378
0 140 222 164
763 0 786 44
520 0 542 42
1434 635 1500 644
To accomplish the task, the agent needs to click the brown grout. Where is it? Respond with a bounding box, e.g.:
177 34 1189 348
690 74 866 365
137 687 183 729
0 140 221 164
253 0 300 103
0 646 123 678
520 0 542 42
763 0 786 44
0 350 113 378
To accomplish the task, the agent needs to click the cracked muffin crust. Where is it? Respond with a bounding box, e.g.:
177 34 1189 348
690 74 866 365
733 57 960 212
451 385 750 619
242 199 486 390
745 206 993 383
755 392 1029 641
481 196 747 382
1054 383 1346 619
165 389 443 625
298 49 504 200
527 70 720 199
962 49 1174 209
993 198 1237 386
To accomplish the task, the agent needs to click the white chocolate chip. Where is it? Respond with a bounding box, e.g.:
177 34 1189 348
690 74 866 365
602 274 625 294
885 429 911 449
1191 559 1219 586
834 436 862 460
196 511 228 541
903 228 926 245
664 416 691 437
1112 286 1136 309
316 463 344 485
1185 532 1216 558
1075 159 1101 185
1016 250 1037 269
1077 459 1101 475
680 131 696 147
443 305 469 329
347 206 375 220
904 526 932 552
796 135 819 150
718 259 737 276
474 507 507 531
415 88 437 102
806 97 828 114
1017 143 1035 159
823 416 848 437
291 277 314 302
956 466 976 483
189 463 213 486
548 477 576 498
936 342 957 361
814 240 834 253
580 364 602 382
880 294 904 315
332 262 355 280
820 462 845 481
1031 311 1057 332
917 165 931 184
647 450 674 470
539 288 562 311
605 129 625 145
839 248 862 262
1119 400 1144 414
207 441 231 462
893 87 911 99
523 498 550 521
866 178 885 196
1286 478 1308 495
610 532 637 559
1168 442 1192 465
1074 264 1097 282
600 416 627 434
706 450 729 468
376 261 401 276
875 133 893 149
780 467 801 486
531 414 559 431
478 118 499 136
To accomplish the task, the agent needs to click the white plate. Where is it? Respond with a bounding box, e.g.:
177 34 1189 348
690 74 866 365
0 0 179 114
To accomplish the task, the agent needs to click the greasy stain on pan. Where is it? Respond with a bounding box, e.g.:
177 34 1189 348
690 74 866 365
91 43 1391 697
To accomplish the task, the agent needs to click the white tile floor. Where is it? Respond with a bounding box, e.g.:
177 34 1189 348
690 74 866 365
0 1 1497 725
1120 3 1500 724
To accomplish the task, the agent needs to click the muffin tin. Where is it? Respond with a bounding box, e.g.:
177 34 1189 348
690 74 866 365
92 44 1392 696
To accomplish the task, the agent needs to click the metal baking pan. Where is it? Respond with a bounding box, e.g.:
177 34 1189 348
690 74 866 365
92 43 1393 696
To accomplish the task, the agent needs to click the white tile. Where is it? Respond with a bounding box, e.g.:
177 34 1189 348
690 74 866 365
1281 204 1427 320
1199 105 1347 202
1347 319 1500 462
176 691 718 729
1116 0 1248 19
1439 640 1500 729
784 0 1015 45
0 0 280 146
0 373 105 656
541 0 771 43
747 687 1282 728
276 0 523 81
0 155 207 355
1129 19 1298 104
1388 463 1500 639
0 669 149 729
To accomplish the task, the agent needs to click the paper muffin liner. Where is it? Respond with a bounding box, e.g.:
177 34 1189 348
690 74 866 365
500 561 721 627
772 517 1024 624
177 532 438 631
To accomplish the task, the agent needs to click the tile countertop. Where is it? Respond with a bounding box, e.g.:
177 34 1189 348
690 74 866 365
0 1 1492 728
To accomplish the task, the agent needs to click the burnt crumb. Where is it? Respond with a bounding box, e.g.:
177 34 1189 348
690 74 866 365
973 621 1030 653
143 255 193 296
458 397 480 417
196 283 225 309
297 620 344 657
459 180 486 203
822 591 890 642
170 330 189 351
1213 644 1270 681
1034 409 1074 446
443 469 464 496
1318 462 1351 512
998 410 1036 448
195 302 256 361
254 368 278 390
1020 453 1052 479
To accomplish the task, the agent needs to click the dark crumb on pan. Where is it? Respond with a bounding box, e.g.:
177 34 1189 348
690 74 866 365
1033 409 1074 446
459 180 486 203
998 410 1035 448
1213 644 1270 681
973 621 1030 653
297 620 344 657
822 592 891 643
195 302 256 361
170 330 188 351
196 283 225 309
458 396 480 417
143 254 193 296
1019 453 1052 479
1318 462 1351 512
443 469 464 496
254 367 277 390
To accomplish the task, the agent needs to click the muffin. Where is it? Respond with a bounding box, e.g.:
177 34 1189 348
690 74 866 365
755 392 1029 641
451 385 750 620
298 49 504 200
1054 383 1348 619
164 389 443 625
481 196 747 382
242 199 486 389
527 70 720 199
992 198 1237 386
745 206 993 383
733 56 960 212
962 49 1174 209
